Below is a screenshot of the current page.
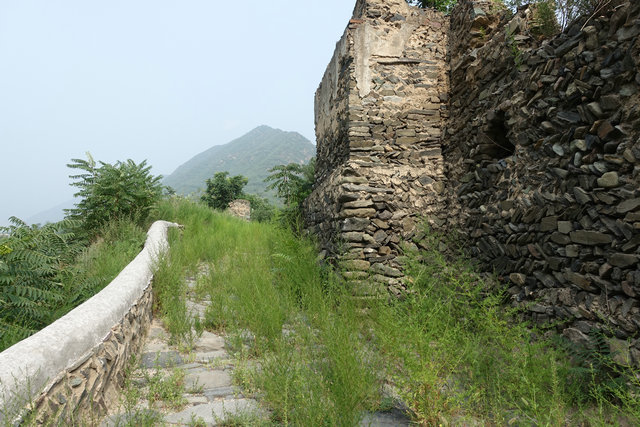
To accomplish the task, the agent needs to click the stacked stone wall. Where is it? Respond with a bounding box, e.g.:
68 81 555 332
306 0 640 359
445 0 640 360
305 0 450 294
29 287 152 424
0 221 178 424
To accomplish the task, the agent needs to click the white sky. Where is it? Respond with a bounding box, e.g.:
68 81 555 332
0 0 355 225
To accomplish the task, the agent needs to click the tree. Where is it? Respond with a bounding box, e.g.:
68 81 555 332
66 153 163 236
265 158 315 207
243 194 275 222
265 158 315 227
555 0 617 30
407 0 458 12
201 172 248 211
502 0 614 30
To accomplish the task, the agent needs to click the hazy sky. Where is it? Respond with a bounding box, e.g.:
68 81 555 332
0 0 355 225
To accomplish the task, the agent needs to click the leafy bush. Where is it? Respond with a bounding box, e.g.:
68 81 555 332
0 216 146 352
265 158 315 227
243 194 275 222
0 217 80 348
66 153 163 237
200 171 248 211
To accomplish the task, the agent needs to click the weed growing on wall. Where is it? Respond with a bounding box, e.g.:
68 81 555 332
506 30 524 70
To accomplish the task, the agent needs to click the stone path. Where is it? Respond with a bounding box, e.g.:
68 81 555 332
100 267 411 426
100 270 266 427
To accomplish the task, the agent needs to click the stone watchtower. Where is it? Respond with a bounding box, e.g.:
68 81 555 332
304 0 451 295
308 0 640 360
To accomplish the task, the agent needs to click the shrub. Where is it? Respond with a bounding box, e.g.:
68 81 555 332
0 216 146 351
200 171 248 211
265 158 315 228
243 194 275 222
0 217 80 348
66 153 163 237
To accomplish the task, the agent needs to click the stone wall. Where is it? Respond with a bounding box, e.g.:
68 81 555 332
306 0 640 360
305 0 450 295
445 0 640 360
0 221 179 424
228 199 251 221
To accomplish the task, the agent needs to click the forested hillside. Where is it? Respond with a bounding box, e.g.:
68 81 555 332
163 125 315 198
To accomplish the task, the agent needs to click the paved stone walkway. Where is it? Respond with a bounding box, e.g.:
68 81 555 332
101 267 411 426
101 269 266 426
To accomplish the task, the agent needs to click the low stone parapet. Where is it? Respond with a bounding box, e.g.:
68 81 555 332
0 220 180 424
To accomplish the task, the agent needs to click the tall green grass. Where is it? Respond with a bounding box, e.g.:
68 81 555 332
56 219 147 315
151 198 640 426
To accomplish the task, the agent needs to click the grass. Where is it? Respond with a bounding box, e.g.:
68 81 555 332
150 198 640 426
110 354 188 427
56 219 147 316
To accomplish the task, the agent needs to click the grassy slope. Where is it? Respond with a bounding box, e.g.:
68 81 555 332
163 125 315 199
152 198 640 426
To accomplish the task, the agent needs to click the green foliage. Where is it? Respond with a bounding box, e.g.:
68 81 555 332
149 199 640 425
532 0 560 37
66 153 163 236
506 29 524 69
372 232 576 424
407 0 458 12
265 158 315 227
243 194 275 222
163 125 315 199
57 219 146 312
0 217 80 348
200 171 248 211
145 367 187 410
0 216 145 352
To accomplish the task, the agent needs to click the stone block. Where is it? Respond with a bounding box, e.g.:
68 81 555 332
340 208 377 218
569 231 613 245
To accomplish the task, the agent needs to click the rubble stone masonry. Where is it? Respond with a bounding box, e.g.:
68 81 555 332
305 0 640 362
306 0 451 296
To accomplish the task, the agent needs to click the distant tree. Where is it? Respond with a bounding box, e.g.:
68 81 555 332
201 172 248 211
555 0 617 30
66 153 163 236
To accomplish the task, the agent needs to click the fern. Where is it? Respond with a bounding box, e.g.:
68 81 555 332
0 218 80 350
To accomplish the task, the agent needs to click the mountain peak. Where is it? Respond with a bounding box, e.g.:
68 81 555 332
163 126 315 199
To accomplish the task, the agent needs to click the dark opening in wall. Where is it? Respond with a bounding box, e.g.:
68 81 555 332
485 111 515 159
